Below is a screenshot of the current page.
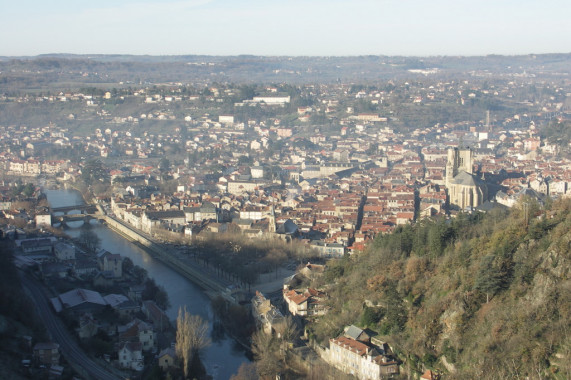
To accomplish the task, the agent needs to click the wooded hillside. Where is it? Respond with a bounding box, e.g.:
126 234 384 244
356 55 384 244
309 198 571 379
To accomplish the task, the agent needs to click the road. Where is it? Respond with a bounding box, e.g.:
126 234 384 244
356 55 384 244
20 271 122 380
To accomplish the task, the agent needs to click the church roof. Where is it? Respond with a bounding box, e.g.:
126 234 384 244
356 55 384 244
451 171 483 187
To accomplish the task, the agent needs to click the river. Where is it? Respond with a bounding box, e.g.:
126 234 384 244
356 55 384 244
44 189 248 379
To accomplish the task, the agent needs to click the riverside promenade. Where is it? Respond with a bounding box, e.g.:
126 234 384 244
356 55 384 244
102 215 236 301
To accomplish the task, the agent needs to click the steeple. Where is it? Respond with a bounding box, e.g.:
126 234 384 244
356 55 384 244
268 205 276 233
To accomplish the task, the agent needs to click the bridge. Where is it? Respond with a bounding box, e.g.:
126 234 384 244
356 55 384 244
50 203 102 227
53 214 100 227
50 204 98 215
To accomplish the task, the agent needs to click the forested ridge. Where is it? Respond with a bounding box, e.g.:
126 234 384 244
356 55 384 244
309 198 571 379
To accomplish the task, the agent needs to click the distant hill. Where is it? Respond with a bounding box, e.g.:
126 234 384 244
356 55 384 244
309 198 571 379
1 53 570 86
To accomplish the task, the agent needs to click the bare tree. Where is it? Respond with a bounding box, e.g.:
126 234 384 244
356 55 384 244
230 362 259 380
251 329 283 378
279 315 300 344
264 248 288 279
175 307 211 378
79 223 101 252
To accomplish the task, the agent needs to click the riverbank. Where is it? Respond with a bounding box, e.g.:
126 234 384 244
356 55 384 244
44 188 251 379
103 215 293 298
102 215 239 299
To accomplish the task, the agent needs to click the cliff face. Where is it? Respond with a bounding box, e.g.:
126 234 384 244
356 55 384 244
309 198 571 379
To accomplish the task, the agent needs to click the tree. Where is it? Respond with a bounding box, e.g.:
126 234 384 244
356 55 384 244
158 157 170 180
122 257 134 274
142 278 170 310
360 306 384 328
251 329 283 378
264 248 287 279
474 255 504 303
276 315 300 362
21 183 36 197
81 159 109 186
175 307 210 379
278 315 300 346
133 265 148 283
79 223 100 252
230 362 259 380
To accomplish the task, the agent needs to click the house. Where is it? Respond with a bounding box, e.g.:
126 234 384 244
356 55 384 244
142 300 170 331
35 213 52 226
325 334 399 380
118 319 156 352
77 313 99 339
54 241 75 261
310 240 346 258
283 288 308 316
283 287 328 317
251 291 286 336
18 237 55 258
96 249 123 278
50 288 107 314
110 297 141 318
142 210 186 234
93 271 116 288
103 293 130 309
118 342 144 371
344 325 373 343
227 180 261 195
299 262 325 280
74 259 98 276
33 342 60 366
158 347 177 371
184 201 218 222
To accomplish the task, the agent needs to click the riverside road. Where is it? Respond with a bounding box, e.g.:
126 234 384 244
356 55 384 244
21 271 122 380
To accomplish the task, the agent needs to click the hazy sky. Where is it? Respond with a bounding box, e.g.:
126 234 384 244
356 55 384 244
1 0 570 56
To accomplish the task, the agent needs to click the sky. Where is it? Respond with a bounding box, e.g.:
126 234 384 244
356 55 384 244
1 0 570 57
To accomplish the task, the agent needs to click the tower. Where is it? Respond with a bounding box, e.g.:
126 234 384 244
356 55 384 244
268 205 276 233
446 147 487 210
446 147 473 187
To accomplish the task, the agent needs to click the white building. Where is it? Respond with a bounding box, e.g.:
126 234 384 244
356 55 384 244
118 342 143 371
54 242 75 261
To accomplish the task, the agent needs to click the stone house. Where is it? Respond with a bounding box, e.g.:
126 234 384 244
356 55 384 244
251 291 286 336
324 326 399 380
142 300 170 331
118 341 144 371
118 319 156 352
54 241 75 261
97 249 123 278
158 347 177 371
283 287 328 317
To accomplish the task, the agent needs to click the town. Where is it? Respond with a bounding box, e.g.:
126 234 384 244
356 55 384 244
0 54 570 380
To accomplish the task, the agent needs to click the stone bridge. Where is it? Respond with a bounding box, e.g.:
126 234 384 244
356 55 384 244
50 204 98 215
53 214 100 227
50 203 100 227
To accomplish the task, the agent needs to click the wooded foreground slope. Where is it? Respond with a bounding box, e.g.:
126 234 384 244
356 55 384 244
309 198 571 379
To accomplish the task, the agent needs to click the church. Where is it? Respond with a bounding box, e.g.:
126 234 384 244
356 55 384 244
445 147 488 210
